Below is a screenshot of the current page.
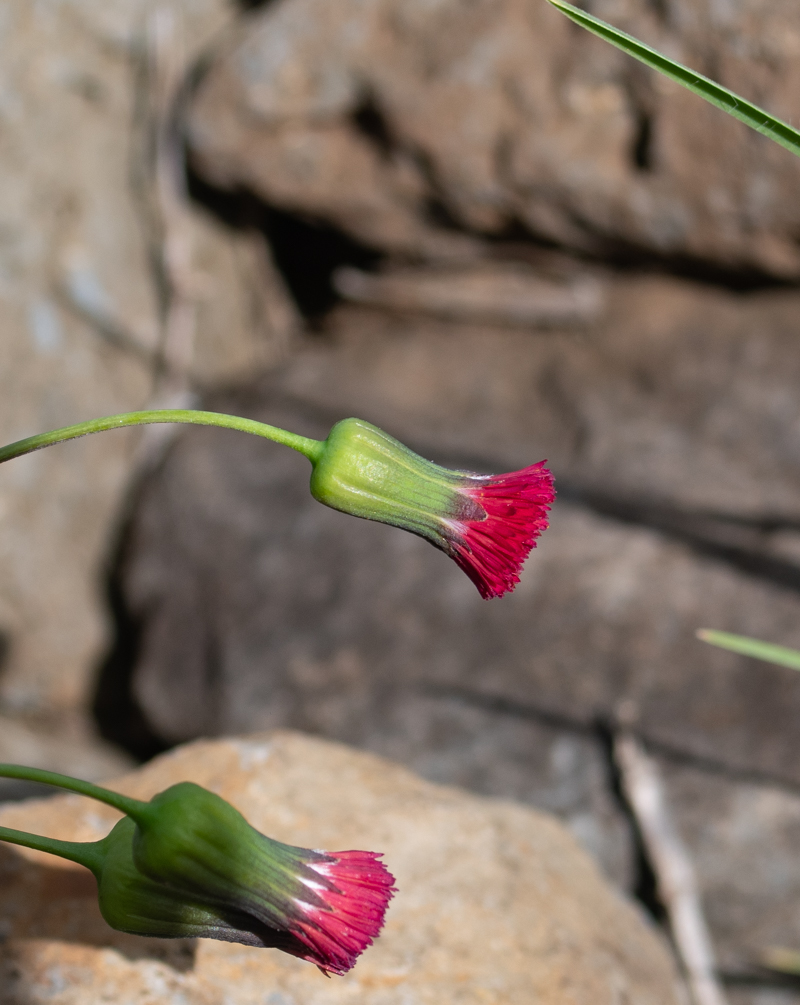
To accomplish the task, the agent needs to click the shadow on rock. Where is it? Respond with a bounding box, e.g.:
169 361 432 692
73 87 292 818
0 843 196 972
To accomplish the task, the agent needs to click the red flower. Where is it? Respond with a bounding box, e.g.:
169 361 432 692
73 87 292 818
445 461 555 598
310 419 555 599
120 781 395 976
289 851 396 975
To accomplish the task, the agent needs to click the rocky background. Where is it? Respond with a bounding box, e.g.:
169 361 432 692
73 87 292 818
0 732 685 1005
3 0 800 1001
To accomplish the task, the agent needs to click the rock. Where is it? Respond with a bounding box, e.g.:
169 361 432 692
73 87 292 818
333 263 605 328
0 730 683 1004
661 759 800 979
646 762 800 1005
172 210 298 388
187 0 800 276
0 0 293 743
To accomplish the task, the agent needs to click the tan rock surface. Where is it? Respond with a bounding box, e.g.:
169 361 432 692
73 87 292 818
188 0 800 276
0 731 682 1004
0 0 291 736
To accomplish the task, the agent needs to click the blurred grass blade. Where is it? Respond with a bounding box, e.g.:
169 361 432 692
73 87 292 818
696 629 800 670
546 0 800 159
761 947 800 976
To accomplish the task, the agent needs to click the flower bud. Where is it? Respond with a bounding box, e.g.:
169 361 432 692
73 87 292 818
93 816 317 958
310 418 554 598
129 782 395 976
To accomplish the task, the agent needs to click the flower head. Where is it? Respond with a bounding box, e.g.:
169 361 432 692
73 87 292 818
128 782 395 975
309 418 554 598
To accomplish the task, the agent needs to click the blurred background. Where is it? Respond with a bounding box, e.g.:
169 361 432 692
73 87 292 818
3 0 800 1000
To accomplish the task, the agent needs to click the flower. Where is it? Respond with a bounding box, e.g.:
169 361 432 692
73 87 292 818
128 782 395 975
309 418 554 598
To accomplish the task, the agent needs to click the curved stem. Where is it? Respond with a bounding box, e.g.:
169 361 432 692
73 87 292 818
0 410 325 466
0 764 145 818
0 824 104 874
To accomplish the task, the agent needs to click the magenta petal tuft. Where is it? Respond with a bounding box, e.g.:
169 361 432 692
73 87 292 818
447 461 555 599
289 851 396 976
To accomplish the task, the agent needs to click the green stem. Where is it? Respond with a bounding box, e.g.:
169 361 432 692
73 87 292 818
0 410 325 466
0 764 145 818
0 824 104 874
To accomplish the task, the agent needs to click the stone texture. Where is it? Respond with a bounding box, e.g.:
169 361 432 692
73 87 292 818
0 730 682 1005
188 0 800 276
657 762 800 1005
728 991 800 1005
174 210 298 388
333 263 605 328
284 276 800 515
0 0 292 747
662 761 800 978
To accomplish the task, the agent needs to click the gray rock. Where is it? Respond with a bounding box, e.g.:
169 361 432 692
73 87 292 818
188 0 800 276
728 992 800 1005
333 263 605 328
660 759 800 1004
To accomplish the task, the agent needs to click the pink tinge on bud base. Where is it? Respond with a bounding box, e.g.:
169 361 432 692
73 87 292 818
445 461 555 599
291 851 396 976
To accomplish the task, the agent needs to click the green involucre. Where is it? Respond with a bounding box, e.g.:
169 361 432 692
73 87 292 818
310 418 474 545
96 816 258 940
130 782 327 930
0 803 286 943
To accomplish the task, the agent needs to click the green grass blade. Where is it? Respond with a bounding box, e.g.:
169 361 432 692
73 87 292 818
546 0 800 159
696 629 800 671
761 947 800 976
